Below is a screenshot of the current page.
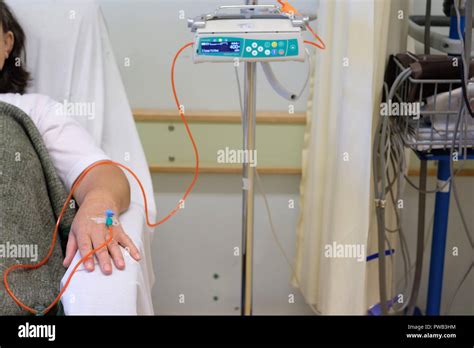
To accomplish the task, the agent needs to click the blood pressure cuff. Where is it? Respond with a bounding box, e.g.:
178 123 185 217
0 101 76 315
384 52 474 102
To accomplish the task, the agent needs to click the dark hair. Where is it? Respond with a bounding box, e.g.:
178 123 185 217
0 1 30 94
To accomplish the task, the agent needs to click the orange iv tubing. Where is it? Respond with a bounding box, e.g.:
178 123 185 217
4 5 324 315
277 0 326 50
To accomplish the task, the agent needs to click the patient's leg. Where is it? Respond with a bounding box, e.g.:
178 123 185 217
0 113 67 315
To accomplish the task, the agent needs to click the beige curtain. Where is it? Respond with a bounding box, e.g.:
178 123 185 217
293 0 408 314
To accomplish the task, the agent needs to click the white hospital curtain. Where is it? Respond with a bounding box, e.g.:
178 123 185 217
293 0 407 314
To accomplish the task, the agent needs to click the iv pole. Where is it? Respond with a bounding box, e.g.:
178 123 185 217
241 0 258 317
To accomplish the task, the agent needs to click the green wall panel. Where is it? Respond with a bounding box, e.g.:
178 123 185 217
136 121 474 173
136 121 305 168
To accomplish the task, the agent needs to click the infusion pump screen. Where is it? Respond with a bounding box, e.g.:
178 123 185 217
200 41 241 54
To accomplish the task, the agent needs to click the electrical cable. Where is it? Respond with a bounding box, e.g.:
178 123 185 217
393 212 434 313
260 48 311 102
255 170 321 315
235 66 244 113
454 0 474 248
375 66 434 314
259 0 324 103
413 0 430 310
373 67 412 315
406 159 427 315
385 116 412 313
391 61 467 196
445 262 473 314
385 153 411 300
452 0 474 248
374 60 466 313
234 45 322 314
376 2 474 314
395 213 434 288
438 1 474 314
386 128 411 312
452 179 474 247
454 0 474 118
375 70 430 315
390 102 424 314
3 42 198 316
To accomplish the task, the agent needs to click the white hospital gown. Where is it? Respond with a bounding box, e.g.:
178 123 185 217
0 93 109 190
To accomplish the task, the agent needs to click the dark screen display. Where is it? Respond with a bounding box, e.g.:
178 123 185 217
201 41 241 54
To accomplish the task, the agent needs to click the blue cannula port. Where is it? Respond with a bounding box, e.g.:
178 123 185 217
105 209 115 227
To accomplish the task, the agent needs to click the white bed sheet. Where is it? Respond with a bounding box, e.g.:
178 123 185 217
6 0 157 315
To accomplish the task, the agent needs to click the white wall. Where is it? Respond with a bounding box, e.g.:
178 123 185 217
150 173 314 315
410 0 444 15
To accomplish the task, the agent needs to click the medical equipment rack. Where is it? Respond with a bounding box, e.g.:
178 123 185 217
392 0 474 315
392 57 474 153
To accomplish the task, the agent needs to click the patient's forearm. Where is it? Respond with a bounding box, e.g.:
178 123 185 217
73 165 131 213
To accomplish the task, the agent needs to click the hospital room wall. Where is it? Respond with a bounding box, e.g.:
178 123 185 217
410 0 443 15
99 0 317 314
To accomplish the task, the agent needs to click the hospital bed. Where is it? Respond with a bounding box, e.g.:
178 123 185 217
6 0 157 315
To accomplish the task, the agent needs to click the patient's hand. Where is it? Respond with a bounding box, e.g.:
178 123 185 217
62 192 141 275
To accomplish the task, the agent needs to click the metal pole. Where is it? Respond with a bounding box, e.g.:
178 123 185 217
240 0 258 318
407 159 427 315
241 61 257 316
424 0 432 55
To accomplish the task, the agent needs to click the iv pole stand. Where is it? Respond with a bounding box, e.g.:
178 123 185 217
241 0 258 317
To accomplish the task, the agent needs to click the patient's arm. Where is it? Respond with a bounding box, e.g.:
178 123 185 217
63 164 141 275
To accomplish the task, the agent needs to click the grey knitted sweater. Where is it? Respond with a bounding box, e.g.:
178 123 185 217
0 101 76 315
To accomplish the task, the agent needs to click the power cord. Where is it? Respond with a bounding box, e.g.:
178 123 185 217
233 48 322 314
